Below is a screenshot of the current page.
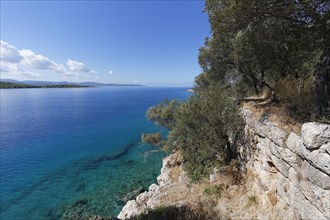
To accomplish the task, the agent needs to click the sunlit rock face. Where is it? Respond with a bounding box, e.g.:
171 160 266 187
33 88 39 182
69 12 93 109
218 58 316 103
118 108 330 220
241 108 330 220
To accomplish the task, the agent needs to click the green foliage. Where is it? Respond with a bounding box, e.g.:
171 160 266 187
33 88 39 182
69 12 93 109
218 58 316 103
141 133 163 146
146 99 181 130
0 81 90 89
246 195 258 207
145 0 329 184
199 0 330 118
147 84 243 181
173 84 243 181
204 184 224 198
0 81 38 88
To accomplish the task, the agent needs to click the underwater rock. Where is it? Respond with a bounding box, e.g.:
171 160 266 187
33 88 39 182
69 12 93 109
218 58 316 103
117 187 144 205
61 198 90 220
88 215 118 220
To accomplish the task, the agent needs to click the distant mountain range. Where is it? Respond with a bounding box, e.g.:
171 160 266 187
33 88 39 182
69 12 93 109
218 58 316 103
0 79 143 87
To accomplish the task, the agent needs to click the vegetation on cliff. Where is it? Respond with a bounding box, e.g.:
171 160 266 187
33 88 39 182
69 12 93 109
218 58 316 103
198 0 329 121
146 0 329 181
141 133 163 146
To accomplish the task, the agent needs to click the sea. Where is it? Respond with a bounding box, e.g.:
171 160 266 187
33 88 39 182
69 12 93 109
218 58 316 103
0 86 190 220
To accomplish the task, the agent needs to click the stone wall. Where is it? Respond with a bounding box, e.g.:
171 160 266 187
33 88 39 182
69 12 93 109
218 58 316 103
241 108 330 220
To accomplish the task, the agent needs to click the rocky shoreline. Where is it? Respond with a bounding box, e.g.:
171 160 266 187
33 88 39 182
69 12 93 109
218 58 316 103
117 152 189 219
115 106 330 220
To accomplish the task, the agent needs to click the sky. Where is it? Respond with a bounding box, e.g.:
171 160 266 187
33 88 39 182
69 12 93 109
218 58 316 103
0 1 210 86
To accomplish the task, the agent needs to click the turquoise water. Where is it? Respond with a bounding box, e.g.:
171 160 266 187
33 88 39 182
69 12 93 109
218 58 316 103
0 87 189 219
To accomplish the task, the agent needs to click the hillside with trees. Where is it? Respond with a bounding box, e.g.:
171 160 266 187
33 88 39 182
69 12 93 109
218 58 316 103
145 0 329 181
0 81 91 89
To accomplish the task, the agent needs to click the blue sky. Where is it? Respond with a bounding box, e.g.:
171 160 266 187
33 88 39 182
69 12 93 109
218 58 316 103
0 1 210 86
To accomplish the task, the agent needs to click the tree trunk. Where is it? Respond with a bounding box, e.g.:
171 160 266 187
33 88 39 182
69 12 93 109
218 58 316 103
313 51 330 116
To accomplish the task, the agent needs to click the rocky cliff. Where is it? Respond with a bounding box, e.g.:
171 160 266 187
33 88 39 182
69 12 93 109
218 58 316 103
117 107 330 220
241 108 329 220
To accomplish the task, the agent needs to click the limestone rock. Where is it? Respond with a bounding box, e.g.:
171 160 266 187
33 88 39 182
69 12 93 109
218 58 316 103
300 160 330 190
286 132 303 155
267 190 277 206
118 107 330 220
278 146 300 169
270 155 290 178
148 184 160 196
267 124 287 147
298 180 330 219
301 122 330 149
157 156 171 186
209 174 217 183
117 200 146 220
320 143 330 155
136 192 148 204
303 150 330 175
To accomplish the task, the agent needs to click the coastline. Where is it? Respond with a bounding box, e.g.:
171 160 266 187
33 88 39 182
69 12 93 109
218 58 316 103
116 106 330 220
117 151 219 219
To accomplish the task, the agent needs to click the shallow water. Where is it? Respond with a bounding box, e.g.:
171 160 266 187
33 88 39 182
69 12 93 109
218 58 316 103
0 87 189 219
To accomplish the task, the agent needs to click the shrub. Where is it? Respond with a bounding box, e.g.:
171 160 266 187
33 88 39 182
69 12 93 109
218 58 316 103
145 84 243 181
173 84 244 181
204 184 224 199
146 99 181 130
141 133 163 146
272 76 329 122
246 195 258 207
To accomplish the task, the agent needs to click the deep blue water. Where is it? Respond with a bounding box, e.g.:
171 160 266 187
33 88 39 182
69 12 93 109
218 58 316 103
0 87 189 220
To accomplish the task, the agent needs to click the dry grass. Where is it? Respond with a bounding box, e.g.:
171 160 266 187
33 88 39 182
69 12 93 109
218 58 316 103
243 102 302 134
242 75 320 133
246 195 258 207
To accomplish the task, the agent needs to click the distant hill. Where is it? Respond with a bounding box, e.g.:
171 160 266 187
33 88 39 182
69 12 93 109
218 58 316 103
0 79 143 87
0 81 91 89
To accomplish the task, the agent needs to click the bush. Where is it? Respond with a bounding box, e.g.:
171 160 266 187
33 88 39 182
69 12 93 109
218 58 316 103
141 133 163 146
246 195 258 207
145 84 243 181
272 76 329 122
204 184 224 198
146 99 181 130
172 84 244 181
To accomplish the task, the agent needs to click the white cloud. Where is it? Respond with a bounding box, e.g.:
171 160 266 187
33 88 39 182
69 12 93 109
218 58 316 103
4 69 43 79
20 71 43 78
0 66 9 72
20 49 66 73
0 40 23 63
0 41 96 80
66 59 93 73
0 61 19 72
133 80 141 84
108 70 114 75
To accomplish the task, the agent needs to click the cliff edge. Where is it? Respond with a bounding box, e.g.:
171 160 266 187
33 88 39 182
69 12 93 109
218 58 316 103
118 107 330 220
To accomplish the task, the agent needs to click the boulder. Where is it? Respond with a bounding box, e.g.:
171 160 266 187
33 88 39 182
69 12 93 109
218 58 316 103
303 150 330 175
301 123 330 149
286 132 302 155
117 200 146 220
300 160 330 190
270 155 291 178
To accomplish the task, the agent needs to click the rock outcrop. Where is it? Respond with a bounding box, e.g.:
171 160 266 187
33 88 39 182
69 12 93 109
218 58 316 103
117 151 219 219
118 107 330 219
241 108 330 220
117 152 191 219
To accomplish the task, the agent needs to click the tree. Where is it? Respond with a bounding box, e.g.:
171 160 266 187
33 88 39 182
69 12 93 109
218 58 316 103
200 0 329 119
